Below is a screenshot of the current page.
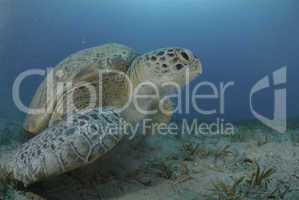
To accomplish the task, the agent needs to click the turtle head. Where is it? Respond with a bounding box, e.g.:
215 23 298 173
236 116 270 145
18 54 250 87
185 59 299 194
130 48 202 89
124 48 202 122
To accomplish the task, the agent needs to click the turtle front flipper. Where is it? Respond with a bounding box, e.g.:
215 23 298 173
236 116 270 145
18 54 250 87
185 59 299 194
1 107 125 187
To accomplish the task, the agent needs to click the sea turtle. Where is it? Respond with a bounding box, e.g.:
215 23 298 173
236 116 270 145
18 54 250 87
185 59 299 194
0 43 202 199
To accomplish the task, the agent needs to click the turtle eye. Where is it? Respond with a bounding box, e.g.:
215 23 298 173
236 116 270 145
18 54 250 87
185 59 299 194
176 49 193 63
181 52 189 61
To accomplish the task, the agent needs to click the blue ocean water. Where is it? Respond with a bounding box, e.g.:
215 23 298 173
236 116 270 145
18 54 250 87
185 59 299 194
0 0 298 123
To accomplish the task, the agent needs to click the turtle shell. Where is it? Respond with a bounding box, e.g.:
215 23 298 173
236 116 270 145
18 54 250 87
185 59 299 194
24 43 138 135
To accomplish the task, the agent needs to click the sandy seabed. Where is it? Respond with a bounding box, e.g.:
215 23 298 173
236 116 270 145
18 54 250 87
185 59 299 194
1 120 299 200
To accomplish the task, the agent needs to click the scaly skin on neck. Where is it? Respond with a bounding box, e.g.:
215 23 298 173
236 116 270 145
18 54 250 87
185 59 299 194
121 58 163 124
